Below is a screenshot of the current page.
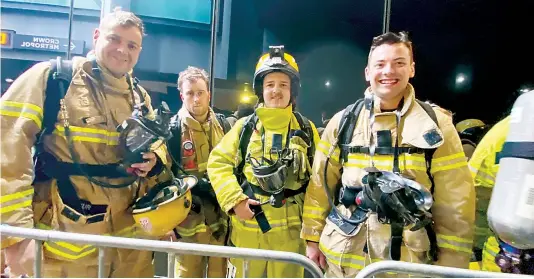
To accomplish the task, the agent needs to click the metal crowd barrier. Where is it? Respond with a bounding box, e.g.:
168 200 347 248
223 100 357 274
355 260 533 278
0 226 323 278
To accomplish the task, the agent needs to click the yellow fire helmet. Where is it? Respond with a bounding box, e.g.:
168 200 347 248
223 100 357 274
455 119 485 134
132 175 197 237
253 45 300 101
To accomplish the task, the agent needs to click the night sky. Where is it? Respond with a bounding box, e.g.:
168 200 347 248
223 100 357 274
253 0 532 126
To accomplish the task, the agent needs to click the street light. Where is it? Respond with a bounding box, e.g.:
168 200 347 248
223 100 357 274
456 74 466 85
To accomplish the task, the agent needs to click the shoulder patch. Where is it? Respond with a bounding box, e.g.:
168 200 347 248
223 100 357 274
423 128 443 146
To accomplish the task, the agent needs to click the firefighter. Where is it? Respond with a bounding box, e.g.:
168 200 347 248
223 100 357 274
455 119 487 160
301 31 475 277
207 45 320 278
0 9 167 277
468 116 510 272
166 66 230 278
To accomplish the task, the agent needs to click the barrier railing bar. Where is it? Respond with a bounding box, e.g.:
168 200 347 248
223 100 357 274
355 261 532 278
0 226 322 278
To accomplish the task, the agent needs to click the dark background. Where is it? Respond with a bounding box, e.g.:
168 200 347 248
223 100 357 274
251 0 532 126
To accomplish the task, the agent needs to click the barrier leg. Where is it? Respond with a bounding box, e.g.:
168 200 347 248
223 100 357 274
242 259 249 278
34 240 42 278
167 253 175 278
98 248 106 278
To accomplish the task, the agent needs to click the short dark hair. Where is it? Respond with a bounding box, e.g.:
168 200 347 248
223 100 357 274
100 7 145 36
177 66 210 92
368 31 413 62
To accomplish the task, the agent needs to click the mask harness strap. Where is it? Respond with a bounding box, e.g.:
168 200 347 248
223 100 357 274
368 97 404 261
389 108 404 261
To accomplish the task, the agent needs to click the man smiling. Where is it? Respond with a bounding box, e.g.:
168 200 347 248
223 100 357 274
302 31 475 277
0 8 165 277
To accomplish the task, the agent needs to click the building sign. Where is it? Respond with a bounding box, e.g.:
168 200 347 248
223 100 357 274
12 34 85 55
0 30 15 49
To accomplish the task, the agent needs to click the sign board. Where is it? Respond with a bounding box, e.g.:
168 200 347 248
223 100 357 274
0 30 15 49
12 34 85 55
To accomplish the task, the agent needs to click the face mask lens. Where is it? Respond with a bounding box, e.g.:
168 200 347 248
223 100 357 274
125 126 156 152
253 164 287 194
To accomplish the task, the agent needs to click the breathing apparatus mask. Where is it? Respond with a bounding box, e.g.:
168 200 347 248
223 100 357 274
248 151 289 208
356 167 433 230
246 126 312 208
117 101 173 175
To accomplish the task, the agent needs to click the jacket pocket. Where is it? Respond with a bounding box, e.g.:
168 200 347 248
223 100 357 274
319 220 367 277
43 182 109 262
402 225 432 264
285 199 303 242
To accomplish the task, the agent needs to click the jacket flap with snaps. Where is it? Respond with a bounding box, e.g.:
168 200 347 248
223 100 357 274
326 206 364 237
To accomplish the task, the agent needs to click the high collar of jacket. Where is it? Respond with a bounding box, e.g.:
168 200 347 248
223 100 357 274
365 83 444 149
255 104 293 130
178 107 215 132
74 56 132 95
366 83 415 116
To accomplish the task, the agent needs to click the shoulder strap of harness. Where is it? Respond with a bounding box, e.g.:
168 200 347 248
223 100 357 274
413 99 440 262
215 112 232 134
40 56 73 139
415 99 438 194
337 98 365 163
235 113 257 183
168 114 183 175
292 111 316 166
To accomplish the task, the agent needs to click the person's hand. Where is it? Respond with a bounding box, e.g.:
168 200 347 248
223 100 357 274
232 199 260 220
4 239 36 277
130 152 157 177
161 230 178 242
306 241 326 269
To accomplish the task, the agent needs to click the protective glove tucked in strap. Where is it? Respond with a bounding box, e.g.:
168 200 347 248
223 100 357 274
288 130 312 183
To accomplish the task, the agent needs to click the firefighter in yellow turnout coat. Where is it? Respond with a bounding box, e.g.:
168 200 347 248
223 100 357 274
207 46 320 278
302 32 475 277
169 67 229 278
0 10 168 278
468 116 511 272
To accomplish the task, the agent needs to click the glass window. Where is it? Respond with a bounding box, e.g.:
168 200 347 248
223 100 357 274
131 0 211 24
3 0 99 10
